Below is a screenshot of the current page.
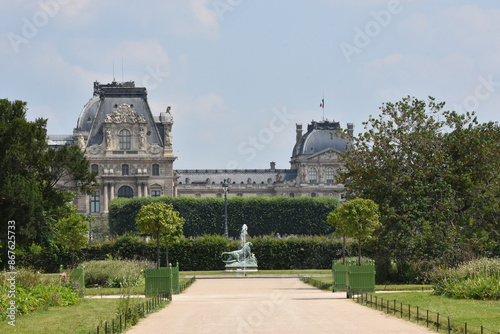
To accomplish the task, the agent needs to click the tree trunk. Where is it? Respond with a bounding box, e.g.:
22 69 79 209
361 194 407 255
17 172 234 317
342 235 346 265
358 238 362 266
165 240 169 267
156 228 161 269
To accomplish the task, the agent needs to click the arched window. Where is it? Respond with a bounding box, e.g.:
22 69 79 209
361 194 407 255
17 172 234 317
311 192 317 198
118 186 133 198
309 168 317 184
91 164 99 173
289 193 295 198
119 129 131 150
122 164 129 176
237 193 243 197
326 167 335 184
152 164 160 176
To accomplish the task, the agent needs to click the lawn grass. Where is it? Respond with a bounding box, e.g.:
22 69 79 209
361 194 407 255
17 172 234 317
306 276 432 291
0 298 134 334
84 277 193 296
359 292 500 333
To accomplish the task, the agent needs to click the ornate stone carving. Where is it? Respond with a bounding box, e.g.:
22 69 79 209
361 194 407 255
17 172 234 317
148 144 162 155
105 127 111 148
324 151 337 160
87 144 104 155
105 104 146 124
78 134 86 149
139 127 146 149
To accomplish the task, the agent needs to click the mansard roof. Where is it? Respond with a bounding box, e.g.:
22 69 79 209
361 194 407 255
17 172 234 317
292 120 349 158
75 81 163 147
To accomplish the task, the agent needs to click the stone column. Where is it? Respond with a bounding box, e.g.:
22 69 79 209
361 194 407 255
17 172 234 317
138 183 142 198
144 184 149 197
103 183 108 213
110 183 115 201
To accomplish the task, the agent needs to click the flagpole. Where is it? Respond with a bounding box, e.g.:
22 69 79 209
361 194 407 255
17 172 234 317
322 92 325 121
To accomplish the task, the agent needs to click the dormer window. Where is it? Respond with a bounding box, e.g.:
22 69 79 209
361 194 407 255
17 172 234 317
119 129 131 150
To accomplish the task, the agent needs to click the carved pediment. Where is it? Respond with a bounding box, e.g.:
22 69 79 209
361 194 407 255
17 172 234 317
105 104 146 124
306 148 341 161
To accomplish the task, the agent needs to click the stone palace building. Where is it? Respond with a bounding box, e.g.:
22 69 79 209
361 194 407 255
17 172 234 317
49 81 353 216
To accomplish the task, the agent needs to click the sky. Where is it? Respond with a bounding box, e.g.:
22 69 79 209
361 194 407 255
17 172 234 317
2 0 500 170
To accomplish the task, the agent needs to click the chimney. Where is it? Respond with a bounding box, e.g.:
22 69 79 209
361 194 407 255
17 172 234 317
347 123 354 137
295 123 303 155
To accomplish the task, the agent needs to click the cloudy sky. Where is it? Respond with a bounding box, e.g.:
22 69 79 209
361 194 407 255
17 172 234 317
2 0 500 169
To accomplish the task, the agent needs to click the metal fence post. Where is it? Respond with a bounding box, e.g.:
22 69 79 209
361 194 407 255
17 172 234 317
437 313 440 331
417 306 419 324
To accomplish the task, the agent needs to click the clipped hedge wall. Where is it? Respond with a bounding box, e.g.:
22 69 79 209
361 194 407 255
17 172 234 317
108 196 340 237
25 235 356 272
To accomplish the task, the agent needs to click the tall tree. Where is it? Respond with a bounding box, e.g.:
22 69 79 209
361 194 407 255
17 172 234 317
0 99 98 247
328 198 380 265
55 204 90 268
136 202 184 269
336 96 500 275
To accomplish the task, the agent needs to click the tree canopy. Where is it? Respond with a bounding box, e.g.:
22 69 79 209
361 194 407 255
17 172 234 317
136 202 184 269
0 99 98 247
328 198 380 265
55 204 90 268
336 96 500 278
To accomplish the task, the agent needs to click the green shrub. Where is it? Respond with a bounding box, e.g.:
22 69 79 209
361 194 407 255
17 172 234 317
432 258 500 300
0 269 81 321
83 259 150 288
334 256 373 265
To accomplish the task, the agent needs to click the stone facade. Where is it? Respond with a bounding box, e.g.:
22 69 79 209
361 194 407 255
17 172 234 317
54 81 177 215
49 81 353 216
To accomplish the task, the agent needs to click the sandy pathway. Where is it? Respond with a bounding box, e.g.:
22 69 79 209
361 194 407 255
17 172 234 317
125 278 433 334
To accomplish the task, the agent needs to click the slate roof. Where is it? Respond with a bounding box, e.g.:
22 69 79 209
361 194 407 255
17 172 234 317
75 81 163 147
292 120 349 157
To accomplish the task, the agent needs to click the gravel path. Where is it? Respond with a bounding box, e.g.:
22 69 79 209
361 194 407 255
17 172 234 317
125 278 434 334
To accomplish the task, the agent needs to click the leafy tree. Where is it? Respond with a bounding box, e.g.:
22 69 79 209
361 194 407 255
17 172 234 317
328 198 380 265
336 96 500 277
0 99 98 247
55 204 90 268
136 202 184 269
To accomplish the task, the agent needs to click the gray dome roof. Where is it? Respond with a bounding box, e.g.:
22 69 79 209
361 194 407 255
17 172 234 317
76 95 100 131
292 120 349 157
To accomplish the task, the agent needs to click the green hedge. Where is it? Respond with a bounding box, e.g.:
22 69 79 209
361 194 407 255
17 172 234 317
17 235 356 272
108 196 340 237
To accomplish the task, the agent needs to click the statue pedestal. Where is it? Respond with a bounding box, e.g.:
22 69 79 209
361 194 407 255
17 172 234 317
225 264 258 273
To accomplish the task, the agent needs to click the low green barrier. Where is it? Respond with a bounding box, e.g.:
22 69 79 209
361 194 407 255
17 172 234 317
332 262 347 291
347 262 376 298
353 293 499 334
145 263 181 299
332 260 376 297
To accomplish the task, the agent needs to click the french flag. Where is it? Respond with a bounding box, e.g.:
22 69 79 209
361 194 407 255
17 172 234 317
320 98 324 109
